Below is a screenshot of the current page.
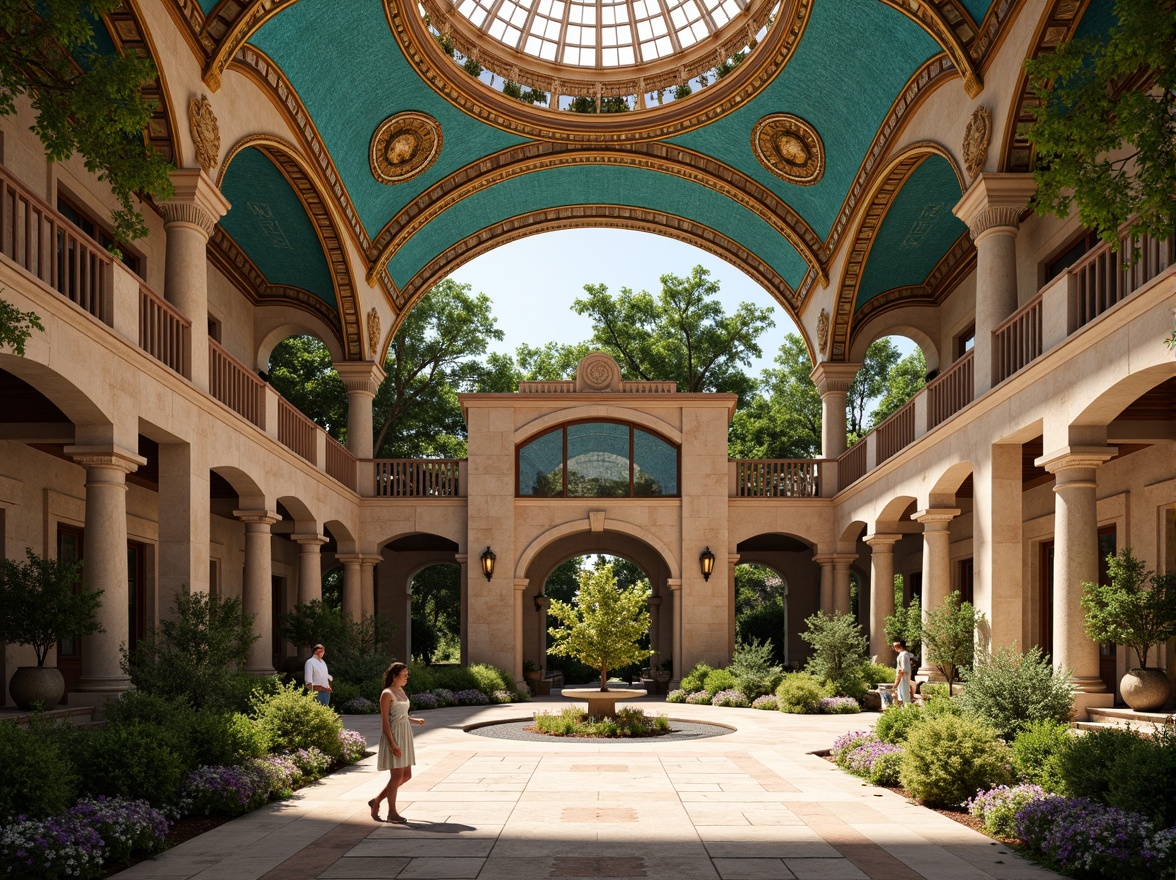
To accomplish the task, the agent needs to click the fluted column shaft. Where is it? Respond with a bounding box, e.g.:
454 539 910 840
913 509 960 679
866 534 901 661
66 446 145 693
235 509 279 675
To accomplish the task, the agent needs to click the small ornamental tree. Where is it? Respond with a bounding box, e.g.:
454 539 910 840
1081 547 1176 669
547 562 652 691
921 591 982 689
801 611 871 698
0 548 101 666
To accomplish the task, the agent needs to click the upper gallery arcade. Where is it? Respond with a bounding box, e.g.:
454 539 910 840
0 0 1171 719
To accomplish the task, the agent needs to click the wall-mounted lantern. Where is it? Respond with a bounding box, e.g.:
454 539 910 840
480 546 496 581
699 547 716 581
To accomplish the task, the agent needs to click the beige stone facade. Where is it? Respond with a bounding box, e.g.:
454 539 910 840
0 3 1173 718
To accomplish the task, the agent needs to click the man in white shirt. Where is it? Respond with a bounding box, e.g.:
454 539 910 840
892 640 913 707
304 643 333 705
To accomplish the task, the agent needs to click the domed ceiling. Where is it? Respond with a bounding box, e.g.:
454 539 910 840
138 0 1108 359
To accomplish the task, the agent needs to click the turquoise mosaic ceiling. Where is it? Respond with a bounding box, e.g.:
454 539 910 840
219 148 337 308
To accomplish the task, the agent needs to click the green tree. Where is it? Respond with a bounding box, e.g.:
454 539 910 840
1025 0 1175 250
0 0 174 245
1081 547 1176 668
514 340 592 381
267 336 347 440
885 579 922 660
277 599 346 653
410 564 461 656
0 296 44 357
572 265 773 403
728 334 822 459
871 347 927 425
547 561 652 691
921 591 981 689
846 338 902 442
800 611 871 698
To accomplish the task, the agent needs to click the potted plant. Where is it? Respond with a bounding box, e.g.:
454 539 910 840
0 549 103 709
1081 548 1176 711
654 656 673 693
523 659 541 681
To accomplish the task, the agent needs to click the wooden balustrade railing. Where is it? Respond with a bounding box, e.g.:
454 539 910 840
732 459 822 497
277 397 318 464
927 350 974 428
874 396 916 465
1071 228 1173 329
838 440 867 489
373 459 461 497
208 340 264 427
138 284 190 377
992 292 1043 386
324 435 358 491
0 165 110 323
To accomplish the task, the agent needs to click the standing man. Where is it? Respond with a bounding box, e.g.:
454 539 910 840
892 640 913 707
305 643 333 705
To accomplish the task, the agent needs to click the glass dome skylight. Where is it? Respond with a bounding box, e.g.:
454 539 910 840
454 0 747 68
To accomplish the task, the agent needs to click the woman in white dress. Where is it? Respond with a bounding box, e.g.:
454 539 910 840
369 661 425 823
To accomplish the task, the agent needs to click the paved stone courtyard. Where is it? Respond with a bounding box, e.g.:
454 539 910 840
112 697 1061 880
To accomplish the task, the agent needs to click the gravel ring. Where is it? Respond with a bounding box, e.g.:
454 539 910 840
464 717 735 742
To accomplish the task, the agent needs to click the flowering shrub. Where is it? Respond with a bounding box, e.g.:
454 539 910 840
493 689 520 703
1016 796 1176 878
0 814 105 879
338 729 367 764
751 694 778 710
665 689 687 703
288 747 332 781
966 784 1048 838
453 689 490 706
710 689 750 708
865 751 904 786
182 764 271 817
845 740 905 787
65 797 167 865
432 688 457 707
339 697 378 714
253 755 300 797
819 697 861 714
410 692 440 710
685 690 711 705
831 730 876 765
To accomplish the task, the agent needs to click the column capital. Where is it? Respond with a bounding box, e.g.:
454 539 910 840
333 360 387 396
953 172 1037 241
64 445 147 473
912 508 961 527
1035 446 1117 478
667 578 683 592
864 533 902 548
514 578 529 593
161 168 231 236
291 533 329 547
809 361 861 395
647 595 663 607
233 508 280 526
335 552 381 565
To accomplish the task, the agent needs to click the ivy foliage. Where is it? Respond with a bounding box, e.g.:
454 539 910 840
0 0 174 245
1025 0 1175 249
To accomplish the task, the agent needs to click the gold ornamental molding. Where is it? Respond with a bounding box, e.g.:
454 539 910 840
370 112 443 184
383 0 814 142
962 105 991 182
1000 0 1092 173
828 142 966 362
385 204 803 347
877 0 984 97
972 0 1027 72
751 114 825 185
218 135 365 360
366 140 829 297
200 0 302 91
189 94 221 173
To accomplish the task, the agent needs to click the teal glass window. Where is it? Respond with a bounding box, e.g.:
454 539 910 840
517 421 678 497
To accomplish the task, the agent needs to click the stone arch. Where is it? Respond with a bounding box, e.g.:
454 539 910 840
378 533 463 664
828 142 966 363
876 495 918 527
256 317 347 373
929 460 974 503
209 465 266 509
323 518 356 549
218 135 364 361
514 407 683 447
846 322 941 375
875 0 984 97
0 354 113 430
734 532 820 667
515 518 680 582
1070 364 1176 431
276 495 316 530
839 519 867 546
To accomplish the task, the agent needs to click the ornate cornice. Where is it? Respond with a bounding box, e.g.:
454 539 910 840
386 204 801 347
334 361 387 395
64 446 148 474
219 135 364 360
162 168 232 236
912 507 961 525
367 140 827 291
877 0 984 96
383 0 814 142
162 0 208 60
1000 0 1092 173
951 172 1036 239
825 56 960 263
972 0 1027 72
103 0 179 166
809 362 861 395
201 0 301 91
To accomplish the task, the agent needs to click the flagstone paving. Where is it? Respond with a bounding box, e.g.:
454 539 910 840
112 696 1061 880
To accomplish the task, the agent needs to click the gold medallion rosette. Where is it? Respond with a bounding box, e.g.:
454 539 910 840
370 112 443 184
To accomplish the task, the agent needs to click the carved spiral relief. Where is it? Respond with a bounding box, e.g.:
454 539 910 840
576 352 622 392
751 114 824 185
370 112 443 184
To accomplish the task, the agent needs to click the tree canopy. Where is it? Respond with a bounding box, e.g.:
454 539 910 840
1025 0 1175 249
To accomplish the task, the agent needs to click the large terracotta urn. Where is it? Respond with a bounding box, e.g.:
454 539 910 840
1119 667 1171 712
9 666 65 710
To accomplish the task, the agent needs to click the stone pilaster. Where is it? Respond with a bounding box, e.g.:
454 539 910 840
865 533 901 661
809 362 861 459
234 509 280 675
333 361 386 458
912 508 960 679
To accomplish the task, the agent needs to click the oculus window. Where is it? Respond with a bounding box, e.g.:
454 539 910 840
518 421 679 497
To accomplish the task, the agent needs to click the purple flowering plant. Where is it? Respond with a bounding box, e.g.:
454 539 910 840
710 689 750 708
181 764 271 817
0 813 105 879
819 697 862 714
288 747 332 780
751 694 778 710
831 730 877 765
453 689 490 706
65 797 168 864
665 688 687 703
685 690 711 705
965 784 1048 838
410 691 440 710
253 755 300 797
338 729 367 764
339 696 378 714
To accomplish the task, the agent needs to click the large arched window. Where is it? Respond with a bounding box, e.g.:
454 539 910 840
517 421 679 497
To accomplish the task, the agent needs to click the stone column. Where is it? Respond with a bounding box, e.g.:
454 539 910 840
865 533 901 661
832 553 856 616
333 361 386 458
65 445 146 694
814 555 835 615
648 595 663 666
291 534 328 605
360 555 380 618
160 169 231 390
668 578 683 684
535 593 551 672
809 363 861 459
513 579 528 684
337 554 363 621
456 553 469 665
234 509 280 675
1037 447 1116 696
952 173 1037 397
912 508 960 679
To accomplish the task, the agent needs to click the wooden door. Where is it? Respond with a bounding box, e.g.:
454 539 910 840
56 527 84 699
